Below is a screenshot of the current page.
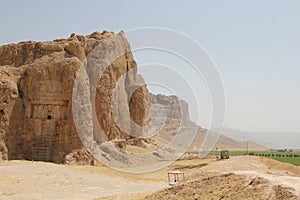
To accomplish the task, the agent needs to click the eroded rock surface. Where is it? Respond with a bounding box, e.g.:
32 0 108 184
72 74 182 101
0 31 149 163
0 30 262 165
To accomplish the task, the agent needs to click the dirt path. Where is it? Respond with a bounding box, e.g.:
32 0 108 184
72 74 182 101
0 161 165 200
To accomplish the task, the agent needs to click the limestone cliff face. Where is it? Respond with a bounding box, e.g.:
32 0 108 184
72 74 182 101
0 31 149 163
150 93 189 123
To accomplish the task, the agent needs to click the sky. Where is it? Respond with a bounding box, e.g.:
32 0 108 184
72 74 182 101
1 0 300 133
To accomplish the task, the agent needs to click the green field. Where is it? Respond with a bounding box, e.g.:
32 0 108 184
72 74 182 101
194 150 300 166
271 156 300 166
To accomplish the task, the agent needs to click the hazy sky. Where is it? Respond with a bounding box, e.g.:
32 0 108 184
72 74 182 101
1 1 300 132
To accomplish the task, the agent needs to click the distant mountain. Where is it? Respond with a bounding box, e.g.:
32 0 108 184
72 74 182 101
213 133 266 151
220 127 300 150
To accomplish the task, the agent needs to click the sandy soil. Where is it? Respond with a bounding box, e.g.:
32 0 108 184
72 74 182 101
0 156 300 199
0 161 165 200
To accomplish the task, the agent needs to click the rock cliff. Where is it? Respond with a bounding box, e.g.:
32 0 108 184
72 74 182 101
0 31 149 163
0 30 264 165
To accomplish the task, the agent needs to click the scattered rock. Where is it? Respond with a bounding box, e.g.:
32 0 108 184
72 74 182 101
63 148 94 165
100 141 130 164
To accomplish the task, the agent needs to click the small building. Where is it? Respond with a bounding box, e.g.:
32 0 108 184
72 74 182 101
168 171 185 185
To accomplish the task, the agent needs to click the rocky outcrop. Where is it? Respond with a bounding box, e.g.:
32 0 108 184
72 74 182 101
150 93 189 123
0 30 260 165
63 148 95 165
0 66 26 160
0 31 149 163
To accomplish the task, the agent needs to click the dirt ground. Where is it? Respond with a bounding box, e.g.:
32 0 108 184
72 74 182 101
145 156 300 200
0 156 300 199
